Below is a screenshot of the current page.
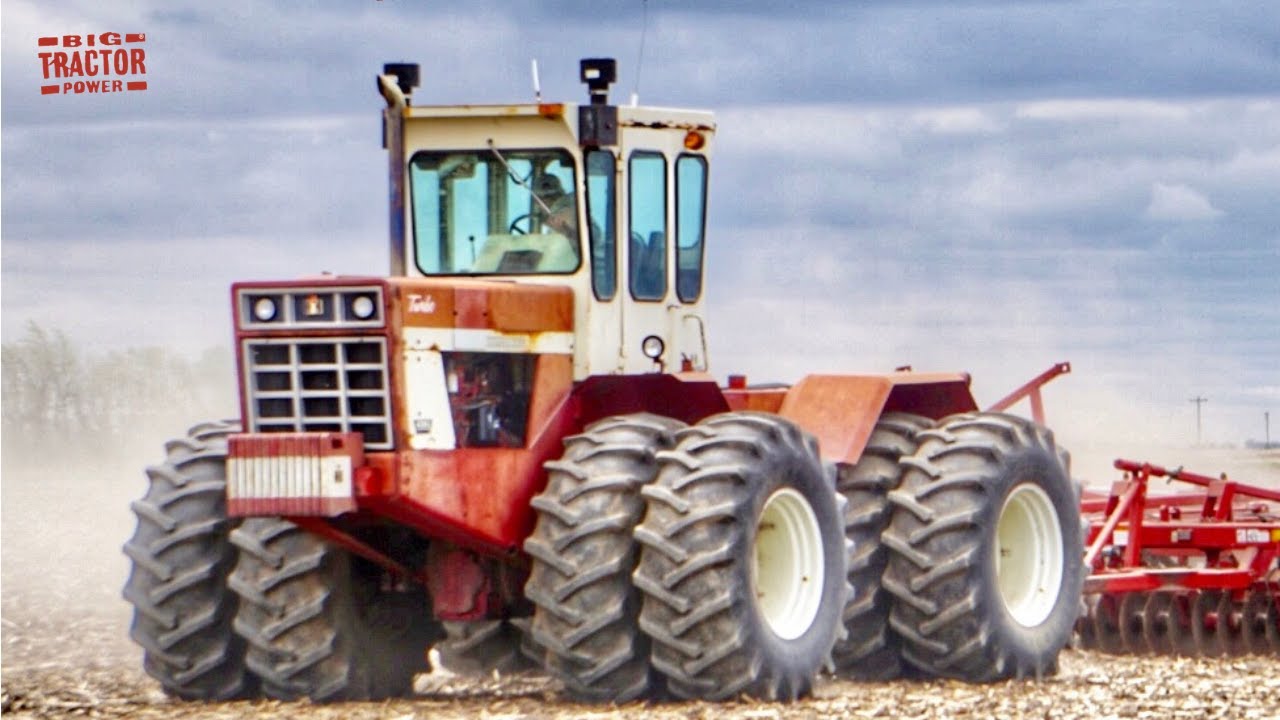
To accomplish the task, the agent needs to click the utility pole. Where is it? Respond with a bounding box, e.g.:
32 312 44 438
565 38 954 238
1189 396 1207 446
1267 411 1271 449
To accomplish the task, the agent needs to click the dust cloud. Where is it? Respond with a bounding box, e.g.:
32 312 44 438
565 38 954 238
2 332 1277 718
1 422 199 674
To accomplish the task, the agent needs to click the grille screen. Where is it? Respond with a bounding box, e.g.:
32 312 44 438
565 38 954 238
242 337 391 449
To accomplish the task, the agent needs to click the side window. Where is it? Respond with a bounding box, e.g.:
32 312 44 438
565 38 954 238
410 159 494 273
628 152 667 301
675 155 708 303
585 150 617 300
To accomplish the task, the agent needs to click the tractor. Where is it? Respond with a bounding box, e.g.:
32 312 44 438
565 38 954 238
123 58 1084 703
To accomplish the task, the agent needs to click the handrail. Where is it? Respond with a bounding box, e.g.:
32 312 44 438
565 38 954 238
985 361 1071 425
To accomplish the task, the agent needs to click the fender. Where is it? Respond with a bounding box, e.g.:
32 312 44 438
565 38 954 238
778 372 978 465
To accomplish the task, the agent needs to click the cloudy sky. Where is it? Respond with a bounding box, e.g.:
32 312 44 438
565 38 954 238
3 1 1277 453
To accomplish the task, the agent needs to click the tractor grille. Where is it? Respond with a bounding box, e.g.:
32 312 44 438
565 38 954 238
242 337 392 450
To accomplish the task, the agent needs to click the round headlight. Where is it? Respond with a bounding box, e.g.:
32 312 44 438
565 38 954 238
641 335 665 360
351 294 376 320
252 297 277 322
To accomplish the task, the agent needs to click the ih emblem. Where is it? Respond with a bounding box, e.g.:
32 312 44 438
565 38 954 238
304 294 324 316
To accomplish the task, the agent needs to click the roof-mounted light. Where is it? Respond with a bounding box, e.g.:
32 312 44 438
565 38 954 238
382 62 420 99
579 58 617 106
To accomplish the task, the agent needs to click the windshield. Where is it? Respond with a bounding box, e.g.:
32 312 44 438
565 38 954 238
409 148 580 275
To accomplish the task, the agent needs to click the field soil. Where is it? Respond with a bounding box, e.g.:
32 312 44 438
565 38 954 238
3 446 1279 719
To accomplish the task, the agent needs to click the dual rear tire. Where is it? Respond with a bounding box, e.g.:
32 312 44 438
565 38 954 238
881 412 1083 681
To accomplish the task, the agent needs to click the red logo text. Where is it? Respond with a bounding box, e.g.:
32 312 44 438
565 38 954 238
38 33 148 96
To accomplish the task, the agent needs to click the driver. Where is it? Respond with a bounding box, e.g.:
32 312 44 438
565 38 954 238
533 175 577 237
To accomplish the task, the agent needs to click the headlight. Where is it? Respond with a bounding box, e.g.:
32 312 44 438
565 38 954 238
350 294 376 320
642 335 665 360
252 296 278 322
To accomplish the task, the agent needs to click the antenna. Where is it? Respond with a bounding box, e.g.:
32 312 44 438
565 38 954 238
531 59 542 103
631 0 648 106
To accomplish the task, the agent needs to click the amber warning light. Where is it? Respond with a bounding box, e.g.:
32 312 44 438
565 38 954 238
37 32 148 96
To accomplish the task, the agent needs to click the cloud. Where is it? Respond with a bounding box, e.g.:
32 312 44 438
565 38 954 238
2 1 1277 449
1144 182 1225 221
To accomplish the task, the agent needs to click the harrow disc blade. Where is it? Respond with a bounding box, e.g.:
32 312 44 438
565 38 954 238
1093 593 1125 654
1075 596 1099 651
1268 592 1280 654
1141 592 1175 655
1216 592 1249 656
1169 592 1201 657
1190 590 1227 658
1118 592 1150 654
1241 589 1280 655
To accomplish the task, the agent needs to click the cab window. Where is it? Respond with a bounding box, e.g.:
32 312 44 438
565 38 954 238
585 150 617 300
675 154 707 302
628 152 667 301
408 148 580 275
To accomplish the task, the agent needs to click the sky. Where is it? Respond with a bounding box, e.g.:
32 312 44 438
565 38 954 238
2 1 1278 454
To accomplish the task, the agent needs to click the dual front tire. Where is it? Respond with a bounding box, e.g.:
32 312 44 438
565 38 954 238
526 411 849 702
124 422 435 703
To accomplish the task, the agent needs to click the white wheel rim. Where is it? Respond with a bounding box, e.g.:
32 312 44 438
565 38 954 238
997 483 1065 627
753 488 825 640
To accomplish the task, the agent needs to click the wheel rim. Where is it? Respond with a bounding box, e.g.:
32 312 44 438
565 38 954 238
996 483 1065 628
753 488 825 640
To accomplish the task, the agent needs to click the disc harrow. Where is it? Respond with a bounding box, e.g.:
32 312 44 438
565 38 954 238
1077 459 1280 657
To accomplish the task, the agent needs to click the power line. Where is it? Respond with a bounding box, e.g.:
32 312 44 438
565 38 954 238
1182 394 1203 445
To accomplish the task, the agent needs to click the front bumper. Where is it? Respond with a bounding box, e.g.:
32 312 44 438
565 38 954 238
227 431 363 517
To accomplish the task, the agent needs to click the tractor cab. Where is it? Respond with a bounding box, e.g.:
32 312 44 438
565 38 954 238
380 58 714 378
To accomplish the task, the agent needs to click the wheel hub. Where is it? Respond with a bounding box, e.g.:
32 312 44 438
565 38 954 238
996 483 1064 628
753 488 825 640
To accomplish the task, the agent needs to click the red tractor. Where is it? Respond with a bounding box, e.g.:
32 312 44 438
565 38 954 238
123 59 1083 703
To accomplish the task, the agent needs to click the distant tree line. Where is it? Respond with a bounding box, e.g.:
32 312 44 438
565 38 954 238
1 322 237 464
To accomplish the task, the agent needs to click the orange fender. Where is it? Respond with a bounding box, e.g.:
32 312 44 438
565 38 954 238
778 372 977 465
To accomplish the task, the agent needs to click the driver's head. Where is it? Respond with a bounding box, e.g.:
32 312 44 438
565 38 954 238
535 174 566 204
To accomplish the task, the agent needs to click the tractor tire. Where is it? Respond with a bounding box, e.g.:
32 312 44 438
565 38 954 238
832 412 932 680
122 419 256 700
436 620 535 676
523 414 685 702
882 412 1083 681
633 412 849 701
229 518 437 701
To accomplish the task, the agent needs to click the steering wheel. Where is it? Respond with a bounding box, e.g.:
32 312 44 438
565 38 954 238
508 213 532 235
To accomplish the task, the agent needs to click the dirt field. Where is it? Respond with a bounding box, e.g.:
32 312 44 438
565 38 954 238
3 446 1279 719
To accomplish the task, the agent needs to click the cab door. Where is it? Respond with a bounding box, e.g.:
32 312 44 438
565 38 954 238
618 135 672 374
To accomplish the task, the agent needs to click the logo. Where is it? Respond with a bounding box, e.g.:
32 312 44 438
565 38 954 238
38 32 147 96
408 293 437 314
